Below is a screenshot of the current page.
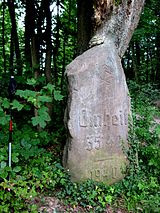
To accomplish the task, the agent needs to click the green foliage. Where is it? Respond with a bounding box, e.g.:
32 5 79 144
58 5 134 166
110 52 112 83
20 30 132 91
0 0 160 212
0 180 38 212
0 97 10 126
117 82 160 211
13 81 64 128
57 179 116 212
0 153 68 212
0 81 160 212
0 117 67 211
123 0 160 85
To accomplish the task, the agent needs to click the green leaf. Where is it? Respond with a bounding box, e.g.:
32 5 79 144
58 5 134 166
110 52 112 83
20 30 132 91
37 95 52 103
0 155 5 161
27 78 36 86
43 83 54 94
0 168 8 179
31 116 46 128
28 97 37 106
105 195 113 203
0 161 7 169
54 90 64 101
2 98 10 109
11 100 24 111
38 106 51 122
16 90 37 99
0 114 10 125
12 153 19 163
21 139 32 149
13 166 21 173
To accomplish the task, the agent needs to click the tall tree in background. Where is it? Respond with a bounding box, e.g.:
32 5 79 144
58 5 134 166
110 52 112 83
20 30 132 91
25 0 35 68
77 0 93 55
123 0 160 86
155 1 160 86
2 0 6 74
8 0 22 76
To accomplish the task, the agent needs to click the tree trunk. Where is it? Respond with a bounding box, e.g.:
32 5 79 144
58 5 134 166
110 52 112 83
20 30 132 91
53 0 60 85
2 1 6 74
44 0 53 118
131 41 138 82
63 0 145 184
135 41 141 81
44 0 52 84
31 36 39 80
9 25 14 76
25 0 35 67
77 0 93 55
89 0 145 58
155 29 160 87
8 0 22 76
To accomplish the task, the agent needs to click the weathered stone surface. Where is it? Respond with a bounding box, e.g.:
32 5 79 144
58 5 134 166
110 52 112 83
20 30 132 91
63 41 130 184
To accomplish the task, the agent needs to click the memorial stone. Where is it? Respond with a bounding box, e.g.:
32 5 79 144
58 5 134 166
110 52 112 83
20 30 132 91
63 41 130 184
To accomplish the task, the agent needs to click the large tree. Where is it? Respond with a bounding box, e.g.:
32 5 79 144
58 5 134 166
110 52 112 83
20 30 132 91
63 0 145 184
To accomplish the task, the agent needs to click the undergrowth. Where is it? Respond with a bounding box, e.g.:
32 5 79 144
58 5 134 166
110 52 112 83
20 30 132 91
0 82 160 212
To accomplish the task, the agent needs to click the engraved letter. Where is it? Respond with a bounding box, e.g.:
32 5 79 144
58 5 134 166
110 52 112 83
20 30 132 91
95 135 101 150
119 110 124 125
102 169 108 178
79 109 88 127
95 169 101 178
112 115 119 126
94 114 102 127
124 111 128 125
104 113 111 128
112 167 117 179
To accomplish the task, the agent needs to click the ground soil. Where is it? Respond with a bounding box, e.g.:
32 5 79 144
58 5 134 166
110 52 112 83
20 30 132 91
37 196 130 213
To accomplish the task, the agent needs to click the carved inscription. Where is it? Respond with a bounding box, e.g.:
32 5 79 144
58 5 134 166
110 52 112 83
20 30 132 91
79 109 88 127
85 135 122 151
99 64 114 85
90 114 103 127
79 109 128 128
90 167 118 181
63 43 130 185
86 135 103 151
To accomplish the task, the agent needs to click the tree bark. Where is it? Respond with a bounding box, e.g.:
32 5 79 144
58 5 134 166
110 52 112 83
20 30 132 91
77 0 93 55
25 0 35 67
44 0 53 118
53 0 60 85
90 0 145 58
9 27 14 76
8 0 22 76
44 0 52 84
2 1 6 74
155 27 160 86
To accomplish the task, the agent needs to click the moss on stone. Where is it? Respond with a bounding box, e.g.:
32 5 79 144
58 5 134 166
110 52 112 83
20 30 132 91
115 0 122 6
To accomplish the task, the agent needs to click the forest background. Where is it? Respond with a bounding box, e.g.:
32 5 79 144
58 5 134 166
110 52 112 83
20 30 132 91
0 0 160 212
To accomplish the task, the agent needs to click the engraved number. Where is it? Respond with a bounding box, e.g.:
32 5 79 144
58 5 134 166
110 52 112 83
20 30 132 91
86 135 102 151
95 136 101 150
86 136 93 151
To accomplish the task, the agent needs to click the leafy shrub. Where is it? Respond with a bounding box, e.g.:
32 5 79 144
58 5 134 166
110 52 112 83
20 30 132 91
0 81 160 212
118 82 160 211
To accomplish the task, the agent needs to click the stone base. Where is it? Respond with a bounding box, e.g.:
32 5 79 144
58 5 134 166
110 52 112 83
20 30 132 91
63 43 130 184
